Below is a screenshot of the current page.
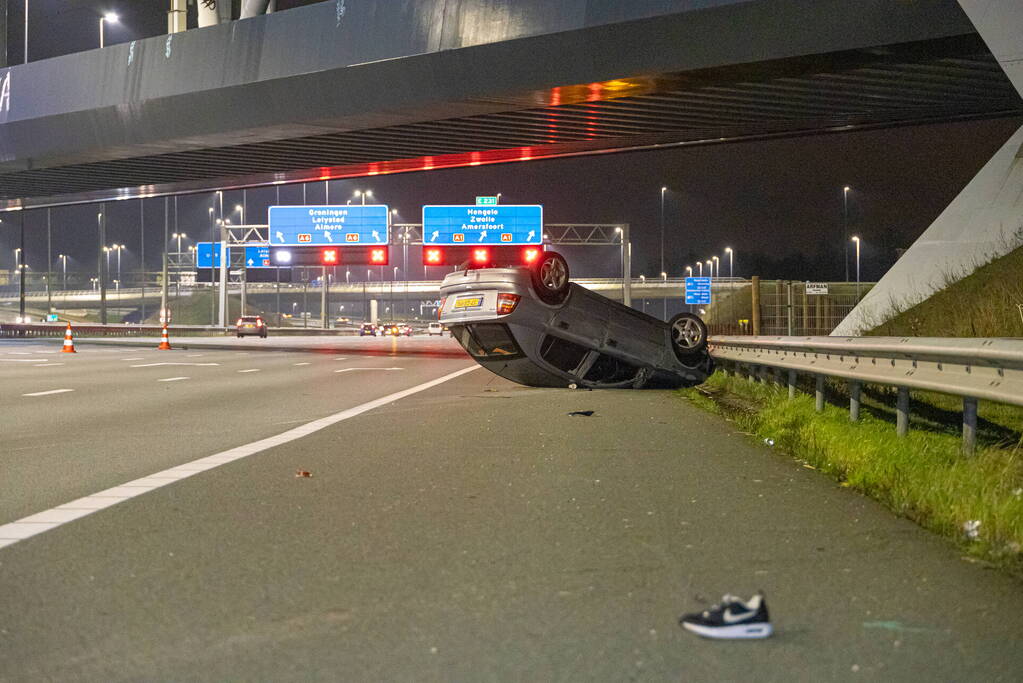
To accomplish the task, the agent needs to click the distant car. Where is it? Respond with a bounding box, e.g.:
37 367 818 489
359 323 378 337
398 324 413 337
439 251 713 389
235 315 267 338
427 322 444 336
336 316 350 324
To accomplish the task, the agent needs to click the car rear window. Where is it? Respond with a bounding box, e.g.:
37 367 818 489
583 353 639 384
539 335 589 373
450 324 522 359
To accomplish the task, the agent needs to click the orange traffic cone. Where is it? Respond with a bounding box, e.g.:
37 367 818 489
61 323 76 353
157 324 172 350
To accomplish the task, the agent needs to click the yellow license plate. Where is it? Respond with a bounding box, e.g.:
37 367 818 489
454 296 483 309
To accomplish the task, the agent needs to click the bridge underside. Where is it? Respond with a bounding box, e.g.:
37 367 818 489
1 1 1020 207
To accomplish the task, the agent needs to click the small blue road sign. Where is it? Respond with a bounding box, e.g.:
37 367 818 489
243 245 271 268
422 205 543 245
268 205 389 246
196 242 222 268
685 277 712 305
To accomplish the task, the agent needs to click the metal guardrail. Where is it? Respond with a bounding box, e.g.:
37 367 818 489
708 336 1023 454
0 323 359 338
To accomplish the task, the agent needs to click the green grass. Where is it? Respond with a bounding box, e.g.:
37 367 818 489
867 244 1023 337
682 372 1023 575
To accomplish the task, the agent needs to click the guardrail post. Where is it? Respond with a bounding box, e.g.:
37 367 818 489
849 381 861 422
896 387 910 437
963 397 978 455
787 369 796 399
815 375 825 412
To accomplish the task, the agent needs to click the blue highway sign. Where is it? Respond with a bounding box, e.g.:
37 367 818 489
685 277 712 305
244 245 271 268
196 242 222 268
268 205 389 246
422 205 543 245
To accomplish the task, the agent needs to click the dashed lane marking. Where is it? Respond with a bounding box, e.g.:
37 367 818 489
157 377 189 382
120 357 145 361
0 365 479 550
23 389 74 397
293 362 311 366
0 359 45 363
335 367 404 373
237 369 261 373
131 362 220 368
34 363 64 367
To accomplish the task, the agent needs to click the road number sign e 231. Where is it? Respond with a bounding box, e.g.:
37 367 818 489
685 277 712 305
805 282 829 295
268 205 389 246
422 205 543 245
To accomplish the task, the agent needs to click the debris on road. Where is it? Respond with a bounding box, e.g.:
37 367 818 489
295 470 312 478
763 438 775 447
678 592 773 639
568 410 595 417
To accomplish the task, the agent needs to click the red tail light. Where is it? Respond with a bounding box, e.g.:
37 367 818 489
256 319 264 327
370 248 387 264
236 318 243 326
425 248 443 265
497 293 521 315
522 247 541 264
438 297 447 319
472 248 491 266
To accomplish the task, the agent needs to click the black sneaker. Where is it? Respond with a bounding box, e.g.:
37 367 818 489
679 592 773 639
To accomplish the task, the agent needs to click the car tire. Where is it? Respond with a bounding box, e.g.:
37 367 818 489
668 312 708 360
531 251 570 305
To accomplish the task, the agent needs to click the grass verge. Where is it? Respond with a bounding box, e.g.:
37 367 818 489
682 372 1023 576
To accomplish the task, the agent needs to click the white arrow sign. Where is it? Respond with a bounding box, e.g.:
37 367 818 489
276 231 285 243
478 231 487 242
430 231 439 242
526 230 535 241
324 231 333 242
372 230 381 242
247 258 254 266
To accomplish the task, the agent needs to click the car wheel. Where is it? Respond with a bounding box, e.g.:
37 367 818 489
531 251 570 305
237 333 242 338
668 312 708 360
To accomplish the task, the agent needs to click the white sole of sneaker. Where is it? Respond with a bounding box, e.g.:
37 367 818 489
682 622 773 639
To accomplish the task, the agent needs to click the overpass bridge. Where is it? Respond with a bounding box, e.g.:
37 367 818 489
0 0 1018 208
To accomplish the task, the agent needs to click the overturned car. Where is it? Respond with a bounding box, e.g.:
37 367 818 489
439 251 713 389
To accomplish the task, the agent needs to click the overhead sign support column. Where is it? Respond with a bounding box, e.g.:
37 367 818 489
218 225 229 328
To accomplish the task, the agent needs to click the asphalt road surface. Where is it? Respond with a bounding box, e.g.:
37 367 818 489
1 337 1021 681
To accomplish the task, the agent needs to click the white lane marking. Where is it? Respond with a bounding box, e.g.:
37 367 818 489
0 365 479 550
187 354 204 357
121 357 145 361
293 362 311 366
333 357 349 361
34 363 64 367
0 359 44 363
23 389 74 397
335 367 404 373
131 362 220 368
157 377 189 382
237 369 261 373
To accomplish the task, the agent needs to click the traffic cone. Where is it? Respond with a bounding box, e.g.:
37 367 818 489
157 324 172 350
61 323 76 353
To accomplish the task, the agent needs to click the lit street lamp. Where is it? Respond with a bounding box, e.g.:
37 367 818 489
639 274 646 313
659 186 667 276
172 232 186 255
99 12 118 49
706 259 713 279
696 262 703 276
660 271 667 320
712 256 720 281
235 204 244 223
685 265 693 277
113 244 125 283
58 254 67 290
724 247 734 279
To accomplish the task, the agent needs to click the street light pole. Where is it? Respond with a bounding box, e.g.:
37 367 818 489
99 13 118 49
660 271 667 320
659 187 667 276
725 247 734 279
852 236 861 301
843 186 851 282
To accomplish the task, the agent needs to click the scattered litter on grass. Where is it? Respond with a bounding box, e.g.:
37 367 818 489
1013 488 1023 498
568 410 595 417
295 470 312 478
763 438 775 447
962 519 981 540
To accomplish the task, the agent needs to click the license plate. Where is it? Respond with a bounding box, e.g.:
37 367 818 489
454 296 483 309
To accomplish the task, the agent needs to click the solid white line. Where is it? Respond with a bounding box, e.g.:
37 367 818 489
335 367 403 373
23 389 74 397
0 364 479 550
237 369 261 373
34 363 64 367
120 357 145 361
0 359 43 363
157 377 189 382
293 362 311 366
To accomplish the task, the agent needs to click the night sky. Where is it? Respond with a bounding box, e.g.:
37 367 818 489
2 115 1018 284
2 2 1019 285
